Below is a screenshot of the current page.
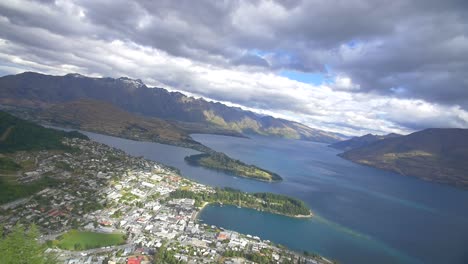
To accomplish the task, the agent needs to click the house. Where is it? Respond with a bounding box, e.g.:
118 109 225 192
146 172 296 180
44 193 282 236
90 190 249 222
127 256 143 264
217 232 230 241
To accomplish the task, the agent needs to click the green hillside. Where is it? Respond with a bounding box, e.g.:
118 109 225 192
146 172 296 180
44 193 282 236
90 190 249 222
0 110 87 153
0 111 88 204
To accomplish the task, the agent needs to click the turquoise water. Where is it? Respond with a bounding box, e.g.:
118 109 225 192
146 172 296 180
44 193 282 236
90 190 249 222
84 132 468 264
199 204 419 264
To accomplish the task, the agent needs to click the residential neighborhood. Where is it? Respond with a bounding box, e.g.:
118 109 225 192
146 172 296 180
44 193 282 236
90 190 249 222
0 137 330 264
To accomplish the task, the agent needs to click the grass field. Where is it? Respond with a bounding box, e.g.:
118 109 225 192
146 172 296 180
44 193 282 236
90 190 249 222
55 230 126 250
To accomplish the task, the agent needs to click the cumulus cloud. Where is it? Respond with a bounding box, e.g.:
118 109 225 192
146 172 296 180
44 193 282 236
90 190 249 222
0 0 467 136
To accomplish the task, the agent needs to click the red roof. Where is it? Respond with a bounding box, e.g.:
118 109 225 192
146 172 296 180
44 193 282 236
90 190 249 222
217 233 228 240
127 256 143 264
100 220 112 226
47 209 60 217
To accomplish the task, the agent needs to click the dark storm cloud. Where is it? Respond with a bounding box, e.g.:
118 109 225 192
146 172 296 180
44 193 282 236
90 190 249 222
79 0 468 108
332 3 468 106
231 54 270 67
74 0 241 66
1 0 468 134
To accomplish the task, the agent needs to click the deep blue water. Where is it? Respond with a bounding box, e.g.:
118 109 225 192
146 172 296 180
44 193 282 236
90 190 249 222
83 132 468 264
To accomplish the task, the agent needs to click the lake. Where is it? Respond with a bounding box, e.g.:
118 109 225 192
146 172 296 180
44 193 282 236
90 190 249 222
83 131 468 264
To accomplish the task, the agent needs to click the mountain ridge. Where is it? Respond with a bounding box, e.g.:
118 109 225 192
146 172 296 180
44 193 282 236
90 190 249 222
329 132 401 151
0 71 343 143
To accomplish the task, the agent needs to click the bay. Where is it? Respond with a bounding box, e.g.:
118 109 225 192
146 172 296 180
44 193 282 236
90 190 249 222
83 131 468 264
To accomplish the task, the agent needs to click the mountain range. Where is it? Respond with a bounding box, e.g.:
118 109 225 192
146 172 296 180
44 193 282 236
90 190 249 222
0 72 343 143
3 72 467 188
334 129 468 188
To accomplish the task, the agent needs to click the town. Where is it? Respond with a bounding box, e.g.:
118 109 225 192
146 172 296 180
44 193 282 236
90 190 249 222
0 137 332 264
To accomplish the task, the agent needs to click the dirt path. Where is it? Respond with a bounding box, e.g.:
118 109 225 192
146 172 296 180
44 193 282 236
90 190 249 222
0 126 14 142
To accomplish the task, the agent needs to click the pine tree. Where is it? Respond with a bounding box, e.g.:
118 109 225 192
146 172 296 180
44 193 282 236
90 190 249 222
0 224 58 264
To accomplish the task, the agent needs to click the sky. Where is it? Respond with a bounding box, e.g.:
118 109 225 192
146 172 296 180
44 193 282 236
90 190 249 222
0 0 468 136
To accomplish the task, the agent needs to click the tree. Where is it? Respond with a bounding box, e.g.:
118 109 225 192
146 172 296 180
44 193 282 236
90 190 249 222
0 223 58 264
153 243 183 264
74 243 82 250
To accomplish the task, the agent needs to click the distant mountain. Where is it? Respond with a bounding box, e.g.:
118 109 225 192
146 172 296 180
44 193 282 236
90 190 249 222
0 72 343 143
37 99 210 152
339 128 468 188
330 133 401 151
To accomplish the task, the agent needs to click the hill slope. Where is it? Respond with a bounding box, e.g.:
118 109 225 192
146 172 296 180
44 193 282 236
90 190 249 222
339 128 468 188
0 110 87 153
37 99 210 152
0 72 342 143
0 110 88 203
330 133 401 151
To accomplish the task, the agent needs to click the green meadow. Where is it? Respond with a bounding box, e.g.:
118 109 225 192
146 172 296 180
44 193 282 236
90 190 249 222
54 230 126 250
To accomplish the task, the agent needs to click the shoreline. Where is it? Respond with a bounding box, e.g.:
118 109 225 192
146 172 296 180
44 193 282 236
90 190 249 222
223 173 282 183
195 202 313 220
46 123 282 183
46 125 313 220
194 201 210 220
184 154 283 183
292 211 314 218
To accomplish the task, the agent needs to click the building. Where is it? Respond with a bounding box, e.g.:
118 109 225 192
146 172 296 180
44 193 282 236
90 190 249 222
127 256 143 264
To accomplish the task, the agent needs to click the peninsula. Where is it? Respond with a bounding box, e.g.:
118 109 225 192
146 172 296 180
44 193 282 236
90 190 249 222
170 187 312 217
185 152 282 182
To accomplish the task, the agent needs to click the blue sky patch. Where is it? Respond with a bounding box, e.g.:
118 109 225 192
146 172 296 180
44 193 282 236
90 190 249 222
280 70 326 85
